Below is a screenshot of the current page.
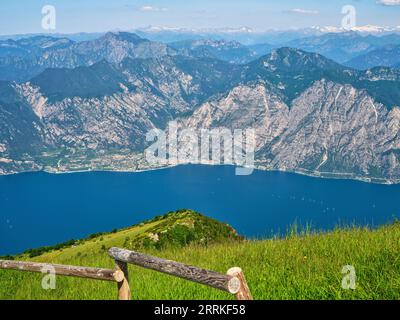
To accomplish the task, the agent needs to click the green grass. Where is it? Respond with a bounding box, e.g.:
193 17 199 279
0 210 399 300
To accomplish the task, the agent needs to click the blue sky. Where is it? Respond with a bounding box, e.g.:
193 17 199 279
1 0 400 35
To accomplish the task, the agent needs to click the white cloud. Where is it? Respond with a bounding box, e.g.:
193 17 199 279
139 5 168 12
378 0 400 5
285 8 319 15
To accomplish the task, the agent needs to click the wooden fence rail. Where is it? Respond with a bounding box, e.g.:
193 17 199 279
0 248 252 300
108 247 253 300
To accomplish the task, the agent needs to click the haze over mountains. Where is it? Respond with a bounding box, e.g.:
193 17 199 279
2 29 400 82
345 44 400 69
0 31 399 182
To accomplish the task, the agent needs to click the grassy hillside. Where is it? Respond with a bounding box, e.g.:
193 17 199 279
0 210 399 300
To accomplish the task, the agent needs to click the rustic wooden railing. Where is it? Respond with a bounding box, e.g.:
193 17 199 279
0 259 129 300
108 247 253 300
0 248 252 300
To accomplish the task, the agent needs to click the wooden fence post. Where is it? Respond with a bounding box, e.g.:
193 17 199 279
115 260 131 300
227 267 253 300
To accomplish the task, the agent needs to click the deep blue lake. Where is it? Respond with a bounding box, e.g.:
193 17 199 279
1 165 399 255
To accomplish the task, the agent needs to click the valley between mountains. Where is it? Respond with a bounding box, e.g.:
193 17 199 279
0 32 399 183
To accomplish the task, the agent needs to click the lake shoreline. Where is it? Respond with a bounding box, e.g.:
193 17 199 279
1 163 399 185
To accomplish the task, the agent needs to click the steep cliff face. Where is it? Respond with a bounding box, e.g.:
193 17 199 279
182 79 400 182
267 80 400 181
0 81 48 174
183 83 289 150
15 82 165 151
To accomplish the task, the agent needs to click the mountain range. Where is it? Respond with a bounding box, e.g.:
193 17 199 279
345 44 400 70
169 39 271 64
285 32 400 64
0 32 399 183
0 32 175 82
2 30 400 83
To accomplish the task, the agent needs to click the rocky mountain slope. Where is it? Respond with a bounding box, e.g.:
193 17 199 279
184 79 400 182
0 34 399 183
